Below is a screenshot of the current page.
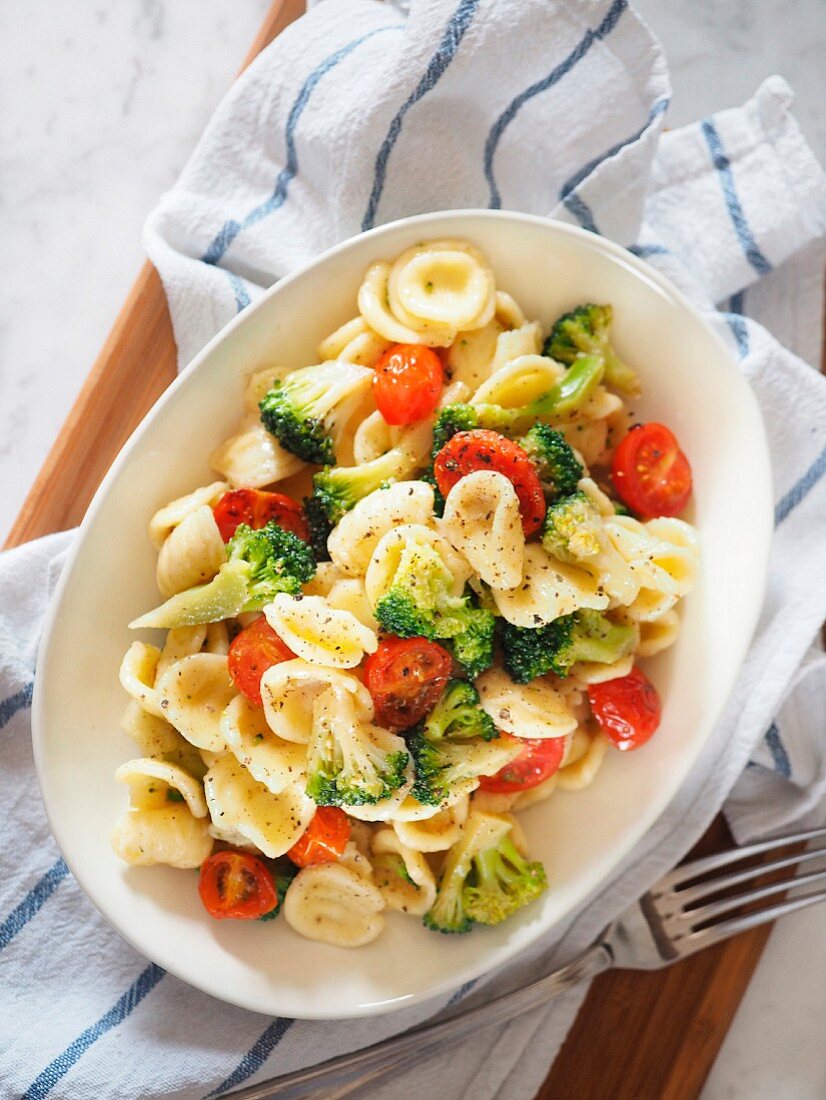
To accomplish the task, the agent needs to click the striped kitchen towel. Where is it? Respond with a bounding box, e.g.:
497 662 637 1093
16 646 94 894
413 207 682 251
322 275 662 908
2 1 826 1097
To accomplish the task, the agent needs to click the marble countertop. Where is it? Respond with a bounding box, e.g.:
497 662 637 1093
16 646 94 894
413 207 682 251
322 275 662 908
2 2 825 1097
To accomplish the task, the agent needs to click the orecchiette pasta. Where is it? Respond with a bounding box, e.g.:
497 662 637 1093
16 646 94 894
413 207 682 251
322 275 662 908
118 236 699 949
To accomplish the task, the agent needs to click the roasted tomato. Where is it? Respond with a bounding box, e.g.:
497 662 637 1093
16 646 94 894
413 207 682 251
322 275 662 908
287 808 351 868
364 635 453 730
611 422 692 518
373 344 444 426
228 617 295 706
198 850 279 920
588 666 662 751
213 488 309 543
478 735 566 793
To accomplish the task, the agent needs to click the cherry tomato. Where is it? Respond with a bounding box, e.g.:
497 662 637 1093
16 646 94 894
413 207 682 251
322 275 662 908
213 488 309 543
373 344 444 426
433 429 546 536
478 735 566 793
288 807 350 868
587 666 662 751
228 617 295 706
611 422 692 519
364 636 453 730
198 849 278 920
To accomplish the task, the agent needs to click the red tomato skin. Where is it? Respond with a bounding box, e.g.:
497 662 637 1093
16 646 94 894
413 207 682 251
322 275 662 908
373 344 444 426
611 422 692 519
198 850 279 920
228 618 295 706
433 429 546 536
288 807 350 868
587 666 662 751
364 636 453 730
213 488 309 543
478 735 566 793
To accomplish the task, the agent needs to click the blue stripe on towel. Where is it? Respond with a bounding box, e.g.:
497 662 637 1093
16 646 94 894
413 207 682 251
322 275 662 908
22 963 165 1100
628 243 671 258
700 118 772 276
562 193 599 234
361 0 481 231
484 0 627 209
764 723 792 779
775 442 826 526
206 1018 295 1097
202 25 402 266
226 271 251 313
0 681 34 730
723 288 749 358
0 857 69 951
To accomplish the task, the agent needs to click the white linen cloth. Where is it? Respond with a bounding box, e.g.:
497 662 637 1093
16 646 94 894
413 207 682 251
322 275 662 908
2 2 826 1097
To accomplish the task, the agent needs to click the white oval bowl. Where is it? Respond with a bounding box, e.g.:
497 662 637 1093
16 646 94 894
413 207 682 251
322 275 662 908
33 211 772 1018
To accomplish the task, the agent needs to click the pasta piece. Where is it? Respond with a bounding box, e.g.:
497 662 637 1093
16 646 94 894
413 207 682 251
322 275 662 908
359 261 455 347
318 316 370 361
204 754 315 858
556 732 609 791
572 653 636 684
283 862 385 947
111 805 212 868
389 244 495 331
115 757 208 818
220 694 306 794
445 318 506 394
494 291 525 329
476 668 577 740
604 515 699 621
343 762 414 823
328 481 435 576
120 701 206 777
155 653 237 752
338 839 375 881
156 505 227 598
339 327 392 368
578 476 616 517
263 593 378 669
365 523 472 611
633 608 681 657
326 578 380 634
210 417 304 488
352 409 395 465
260 659 374 745
243 367 287 413
207 823 257 850
393 796 469 852
156 625 208 681
441 470 524 590
148 482 229 550
492 543 609 628
371 828 436 916
511 773 559 811
489 322 543 373
302 561 346 598
199 749 224 769
119 642 165 719
204 620 230 655
472 353 564 408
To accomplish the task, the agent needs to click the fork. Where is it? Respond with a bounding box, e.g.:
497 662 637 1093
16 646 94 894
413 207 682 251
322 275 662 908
218 824 826 1100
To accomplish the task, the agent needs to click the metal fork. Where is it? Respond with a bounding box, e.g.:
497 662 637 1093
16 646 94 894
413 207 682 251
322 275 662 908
218 824 826 1100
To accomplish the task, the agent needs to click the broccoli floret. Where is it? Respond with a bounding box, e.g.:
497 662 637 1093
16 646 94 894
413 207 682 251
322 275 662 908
502 610 637 683
302 493 333 562
544 303 639 394
305 694 408 807
418 679 497 742
373 851 415 890
518 424 583 500
259 861 297 921
311 448 405 527
259 361 371 465
129 521 316 629
429 356 604 447
541 491 603 561
423 811 513 934
373 539 495 678
464 833 548 926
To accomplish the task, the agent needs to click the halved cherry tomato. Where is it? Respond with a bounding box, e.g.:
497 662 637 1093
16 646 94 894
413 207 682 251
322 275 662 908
588 666 662 751
433 429 546 536
364 636 453 730
373 344 444 426
228 617 295 706
288 807 350 868
213 488 310 543
478 735 566 793
198 849 278 919
611 422 692 519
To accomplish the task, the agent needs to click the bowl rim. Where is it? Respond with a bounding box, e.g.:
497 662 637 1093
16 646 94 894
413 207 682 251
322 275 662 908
32 209 773 1018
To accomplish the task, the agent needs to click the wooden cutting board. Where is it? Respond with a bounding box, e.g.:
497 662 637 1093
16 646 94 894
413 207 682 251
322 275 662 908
6 2 804 1096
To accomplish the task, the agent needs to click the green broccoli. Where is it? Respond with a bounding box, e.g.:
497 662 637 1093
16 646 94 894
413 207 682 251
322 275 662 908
502 610 637 683
518 424 583 500
423 811 515 934
259 861 298 920
302 493 333 562
130 521 316 630
310 447 407 527
544 303 639 394
429 355 604 445
372 852 415 890
305 698 409 807
259 361 371 465
373 538 495 678
418 679 497 742
463 833 548 926
541 491 603 562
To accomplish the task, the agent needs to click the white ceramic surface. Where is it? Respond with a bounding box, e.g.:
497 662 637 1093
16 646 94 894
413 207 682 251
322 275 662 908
32 210 772 1018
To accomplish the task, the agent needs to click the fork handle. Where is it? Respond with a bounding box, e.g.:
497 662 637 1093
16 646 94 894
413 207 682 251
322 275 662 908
218 940 614 1100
